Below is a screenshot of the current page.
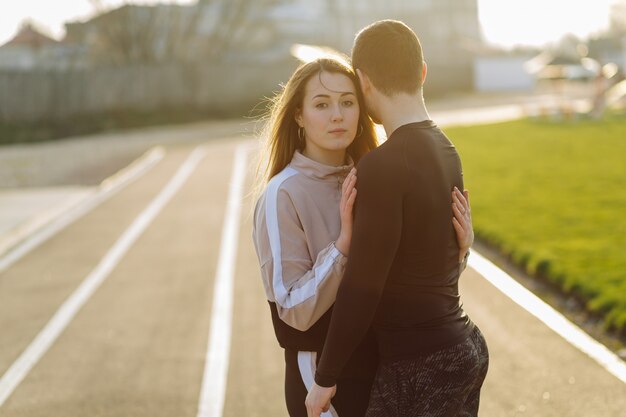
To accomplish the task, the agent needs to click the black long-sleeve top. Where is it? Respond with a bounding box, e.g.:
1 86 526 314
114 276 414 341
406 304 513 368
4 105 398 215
314 120 474 387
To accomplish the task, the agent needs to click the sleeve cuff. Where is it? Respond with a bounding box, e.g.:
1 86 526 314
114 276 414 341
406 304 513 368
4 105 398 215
331 243 348 266
314 371 337 388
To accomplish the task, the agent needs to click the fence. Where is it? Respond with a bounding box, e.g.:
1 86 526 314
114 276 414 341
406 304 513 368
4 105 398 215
0 60 297 123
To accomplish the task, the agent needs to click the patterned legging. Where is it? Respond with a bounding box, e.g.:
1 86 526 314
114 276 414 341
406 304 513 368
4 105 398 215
366 326 489 417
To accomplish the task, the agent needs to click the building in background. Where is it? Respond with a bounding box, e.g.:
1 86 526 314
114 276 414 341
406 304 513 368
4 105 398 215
3 0 481 93
263 0 481 94
0 0 484 125
64 3 201 66
474 48 537 92
0 22 87 70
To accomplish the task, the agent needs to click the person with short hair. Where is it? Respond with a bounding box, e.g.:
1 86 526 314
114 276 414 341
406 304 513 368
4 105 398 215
306 20 489 417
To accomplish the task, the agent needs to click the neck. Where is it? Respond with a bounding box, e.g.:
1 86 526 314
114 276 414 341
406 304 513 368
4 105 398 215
302 147 346 167
376 90 430 137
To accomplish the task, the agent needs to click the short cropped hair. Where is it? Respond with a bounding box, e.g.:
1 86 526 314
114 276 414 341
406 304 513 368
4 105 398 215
352 20 424 96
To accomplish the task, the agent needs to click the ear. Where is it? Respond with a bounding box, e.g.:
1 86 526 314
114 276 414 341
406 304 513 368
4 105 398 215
356 68 371 95
295 109 303 128
421 61 428 85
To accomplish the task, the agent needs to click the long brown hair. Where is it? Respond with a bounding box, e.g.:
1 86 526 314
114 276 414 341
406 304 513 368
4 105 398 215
256 57 378 189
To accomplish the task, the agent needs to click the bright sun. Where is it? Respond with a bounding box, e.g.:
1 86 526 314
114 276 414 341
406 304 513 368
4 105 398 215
478 0 615 47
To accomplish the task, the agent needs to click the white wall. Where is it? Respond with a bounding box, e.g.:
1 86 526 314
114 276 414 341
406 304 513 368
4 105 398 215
474 56 535 92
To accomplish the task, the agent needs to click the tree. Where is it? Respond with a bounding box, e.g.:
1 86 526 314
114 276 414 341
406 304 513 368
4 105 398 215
72 0 284 65
609 0 626 34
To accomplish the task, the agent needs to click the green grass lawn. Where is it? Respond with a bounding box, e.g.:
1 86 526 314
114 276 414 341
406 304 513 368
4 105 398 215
446 116 626 333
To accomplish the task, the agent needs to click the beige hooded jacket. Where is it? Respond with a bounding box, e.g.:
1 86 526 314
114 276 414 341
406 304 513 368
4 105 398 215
253 151 353 332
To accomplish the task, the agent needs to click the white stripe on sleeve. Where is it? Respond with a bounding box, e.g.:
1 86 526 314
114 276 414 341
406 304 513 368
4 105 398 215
266 167 342 309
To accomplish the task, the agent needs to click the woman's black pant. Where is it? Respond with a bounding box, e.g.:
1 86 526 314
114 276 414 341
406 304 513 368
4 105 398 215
284 349 374 417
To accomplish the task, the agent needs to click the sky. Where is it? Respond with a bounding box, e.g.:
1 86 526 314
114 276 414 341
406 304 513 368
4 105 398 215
0 0 617 48
477 0 615 48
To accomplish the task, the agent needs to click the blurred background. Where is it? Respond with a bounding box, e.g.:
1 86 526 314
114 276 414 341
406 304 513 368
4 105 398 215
2 1 626 331
0 0 625 140
1 2 626 416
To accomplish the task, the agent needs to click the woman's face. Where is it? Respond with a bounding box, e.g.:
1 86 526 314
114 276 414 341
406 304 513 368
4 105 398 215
296 71 360 156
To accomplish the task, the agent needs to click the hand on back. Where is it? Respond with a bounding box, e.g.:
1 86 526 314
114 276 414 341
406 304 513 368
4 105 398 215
452 187 473 262
335 168 357 255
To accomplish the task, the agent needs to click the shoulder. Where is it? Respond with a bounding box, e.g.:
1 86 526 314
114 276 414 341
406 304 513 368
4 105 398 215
267 165 301 194
262 166 306 214
266 165 311 202
356 142 405 184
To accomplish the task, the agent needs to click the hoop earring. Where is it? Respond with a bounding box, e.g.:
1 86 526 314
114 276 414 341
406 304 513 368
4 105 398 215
298 126 305 145
356 124 364 138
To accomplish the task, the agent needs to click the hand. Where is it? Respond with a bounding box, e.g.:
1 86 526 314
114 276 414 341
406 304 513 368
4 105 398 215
335 168 357 255
305 383 336 417
452 187 473 262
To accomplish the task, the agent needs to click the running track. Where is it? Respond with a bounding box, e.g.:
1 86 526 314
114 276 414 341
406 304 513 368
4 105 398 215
1 134 625 417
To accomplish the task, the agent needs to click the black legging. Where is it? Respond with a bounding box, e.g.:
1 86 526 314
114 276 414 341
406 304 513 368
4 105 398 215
284 349 374 417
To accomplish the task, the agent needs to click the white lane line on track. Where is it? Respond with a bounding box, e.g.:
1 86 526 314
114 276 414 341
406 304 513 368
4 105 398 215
0 146 207 408
469 250 626 384
196 142 250 417
0 146 165 273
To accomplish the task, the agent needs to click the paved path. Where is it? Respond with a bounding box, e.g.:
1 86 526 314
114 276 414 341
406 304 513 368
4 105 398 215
3 90 623 416
0 133 625 416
